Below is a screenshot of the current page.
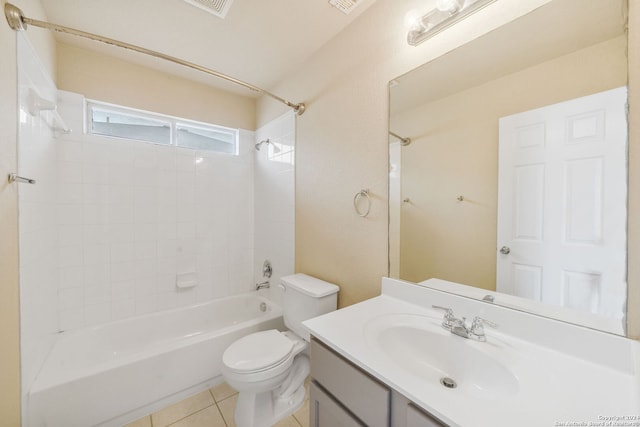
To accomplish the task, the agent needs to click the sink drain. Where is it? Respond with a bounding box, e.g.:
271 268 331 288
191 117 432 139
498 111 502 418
440 377 457 389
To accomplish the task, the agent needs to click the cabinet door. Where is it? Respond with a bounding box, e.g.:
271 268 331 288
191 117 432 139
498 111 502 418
309 381 365 427
406 403 448 427
310 338 390 426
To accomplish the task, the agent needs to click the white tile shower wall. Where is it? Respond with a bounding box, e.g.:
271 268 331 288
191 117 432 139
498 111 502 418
388 142 401 279
17 33 60 400
55 91 255 331
254 111 295 306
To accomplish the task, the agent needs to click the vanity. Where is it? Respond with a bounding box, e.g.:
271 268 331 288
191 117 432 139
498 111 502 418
303 278 640 427
309 336 445 427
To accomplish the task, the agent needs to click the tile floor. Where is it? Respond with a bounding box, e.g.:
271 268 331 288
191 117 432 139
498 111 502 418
123 381 310 427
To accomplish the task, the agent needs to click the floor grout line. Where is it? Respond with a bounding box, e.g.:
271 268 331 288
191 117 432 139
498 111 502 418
216 395 235 427
137 384 310 427
214 402 229 427
162 402 216 427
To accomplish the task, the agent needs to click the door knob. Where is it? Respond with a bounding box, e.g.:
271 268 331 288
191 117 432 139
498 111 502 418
499 246 511 255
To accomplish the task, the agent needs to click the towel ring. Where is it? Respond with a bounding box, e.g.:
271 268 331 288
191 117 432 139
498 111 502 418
353 189 371 218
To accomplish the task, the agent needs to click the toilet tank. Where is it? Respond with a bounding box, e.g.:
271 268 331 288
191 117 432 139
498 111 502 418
281 274 339 341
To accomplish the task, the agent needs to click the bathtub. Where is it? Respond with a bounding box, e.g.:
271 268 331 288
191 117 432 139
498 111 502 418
27 293 284 427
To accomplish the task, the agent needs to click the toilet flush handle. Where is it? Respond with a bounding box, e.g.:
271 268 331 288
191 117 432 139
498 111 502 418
278 284 286 292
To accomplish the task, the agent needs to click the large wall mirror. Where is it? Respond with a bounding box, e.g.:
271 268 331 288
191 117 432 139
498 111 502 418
388 0 629 335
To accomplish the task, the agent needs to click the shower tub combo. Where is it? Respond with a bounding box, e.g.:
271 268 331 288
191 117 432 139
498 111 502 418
27 293 283 427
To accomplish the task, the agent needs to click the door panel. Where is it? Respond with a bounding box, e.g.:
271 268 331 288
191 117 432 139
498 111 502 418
564 157 603 243
497 87 627 319
513 163 545 241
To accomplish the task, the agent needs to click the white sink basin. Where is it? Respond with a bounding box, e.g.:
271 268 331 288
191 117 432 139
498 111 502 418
364 313 519 400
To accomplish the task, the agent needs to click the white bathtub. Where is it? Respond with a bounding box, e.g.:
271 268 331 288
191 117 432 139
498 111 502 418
28 293 284 427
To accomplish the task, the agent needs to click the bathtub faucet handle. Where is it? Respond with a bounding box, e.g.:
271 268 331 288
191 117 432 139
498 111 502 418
262 260 273 278
256 281 270 291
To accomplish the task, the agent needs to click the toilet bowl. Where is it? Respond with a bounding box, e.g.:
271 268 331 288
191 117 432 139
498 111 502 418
221 274 339 427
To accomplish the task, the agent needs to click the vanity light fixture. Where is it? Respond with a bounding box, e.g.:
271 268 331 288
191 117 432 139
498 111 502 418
406 0 497 46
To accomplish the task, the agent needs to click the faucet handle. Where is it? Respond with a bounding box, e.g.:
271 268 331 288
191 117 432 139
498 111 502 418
469 316 498 341
471 316 498 329
431 305 456 330
431 305 454 316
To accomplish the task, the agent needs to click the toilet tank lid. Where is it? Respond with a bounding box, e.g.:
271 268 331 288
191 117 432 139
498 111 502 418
281 274 339 297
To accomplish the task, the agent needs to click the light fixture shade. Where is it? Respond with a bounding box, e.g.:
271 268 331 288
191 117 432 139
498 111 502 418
436 0 463 13
407 0 497 46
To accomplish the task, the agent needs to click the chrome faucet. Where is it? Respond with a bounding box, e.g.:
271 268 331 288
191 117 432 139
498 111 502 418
255 281 270 290
432 305 497 342
482 294 495 303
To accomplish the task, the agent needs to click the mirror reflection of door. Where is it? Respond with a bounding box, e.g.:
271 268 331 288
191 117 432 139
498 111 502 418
497 87 627 321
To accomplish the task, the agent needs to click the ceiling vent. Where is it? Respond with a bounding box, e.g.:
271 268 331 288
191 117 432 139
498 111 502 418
329 0 363 15
183 0 234 18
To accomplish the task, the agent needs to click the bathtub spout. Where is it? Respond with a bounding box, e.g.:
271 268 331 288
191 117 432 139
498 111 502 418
256 281 270 291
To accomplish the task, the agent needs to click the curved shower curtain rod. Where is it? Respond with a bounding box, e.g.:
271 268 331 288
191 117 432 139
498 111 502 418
389 131 411 146
4 3 306 116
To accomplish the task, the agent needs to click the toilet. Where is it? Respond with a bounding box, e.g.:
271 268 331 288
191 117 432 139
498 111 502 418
222 274 339 427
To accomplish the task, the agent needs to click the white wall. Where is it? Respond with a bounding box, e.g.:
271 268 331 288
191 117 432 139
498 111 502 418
2 1 57 422
52 92 256 331
254 111 296 305
17 32 60 406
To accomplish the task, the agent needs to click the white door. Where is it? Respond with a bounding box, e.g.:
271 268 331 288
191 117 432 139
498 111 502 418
497 87 627 319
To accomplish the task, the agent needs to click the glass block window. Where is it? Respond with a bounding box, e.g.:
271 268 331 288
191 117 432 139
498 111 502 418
90 106 171 145
87 101 238 154
177 122 237 154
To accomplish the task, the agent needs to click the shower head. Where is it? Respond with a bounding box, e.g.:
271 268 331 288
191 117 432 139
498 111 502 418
255 139 281 153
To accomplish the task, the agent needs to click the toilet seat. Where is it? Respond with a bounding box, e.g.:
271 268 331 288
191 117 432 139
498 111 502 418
223 330 294 374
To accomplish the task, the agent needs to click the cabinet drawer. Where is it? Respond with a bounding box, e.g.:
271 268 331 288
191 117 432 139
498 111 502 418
310 381 365 427
310 338 390 427
406 403 448 427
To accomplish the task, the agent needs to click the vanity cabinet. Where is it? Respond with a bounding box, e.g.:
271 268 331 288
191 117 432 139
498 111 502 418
310 337 389 426
406 404 447 427
309 337 448 427
309 381 365 427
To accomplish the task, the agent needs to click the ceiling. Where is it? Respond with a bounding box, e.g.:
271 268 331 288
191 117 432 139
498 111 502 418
37 0 376 97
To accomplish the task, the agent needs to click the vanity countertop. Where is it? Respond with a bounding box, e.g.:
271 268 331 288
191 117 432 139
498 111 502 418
303 277 640 427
